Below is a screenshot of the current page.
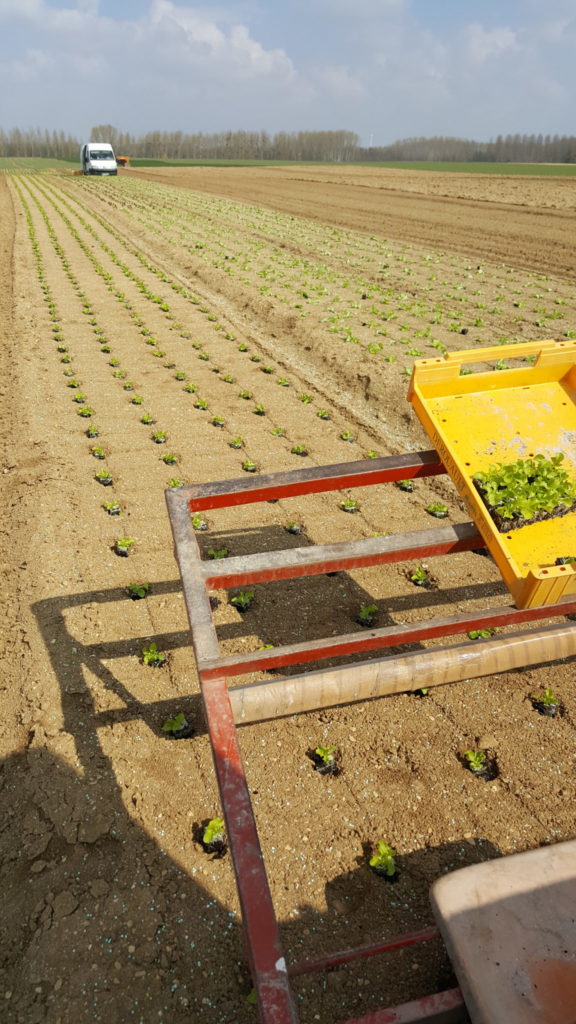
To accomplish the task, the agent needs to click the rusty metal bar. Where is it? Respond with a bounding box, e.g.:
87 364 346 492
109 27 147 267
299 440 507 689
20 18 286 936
200 592 576 679
288 926 439 977
183 450 444 511
202 523 482 589
338 988 465 1024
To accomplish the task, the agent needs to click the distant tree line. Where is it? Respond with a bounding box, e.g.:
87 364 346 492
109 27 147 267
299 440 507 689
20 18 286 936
356 134 576 164
2 125 576 163
89 124 360 161
0 127 79 160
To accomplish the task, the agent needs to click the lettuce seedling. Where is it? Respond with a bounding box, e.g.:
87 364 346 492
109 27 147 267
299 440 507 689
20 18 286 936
291 445 308 456
192 513 208 531
464 749 487 774
95 468 113 486
396 479 414 492
530 688 559 718
357 604 377 627
162 712 193 739
369 842 397 878
151 431 166 443
426 503 449 518
340 498 358 513
114 536 134 556
202 817 225 853
230 590 254 612
102 501 121 516
141 642 167 667
127 582 149 600
207 547 229 559
474 453 576 530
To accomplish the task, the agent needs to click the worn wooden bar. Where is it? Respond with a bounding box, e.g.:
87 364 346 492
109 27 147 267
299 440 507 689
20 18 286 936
182 450 444 511
229 622 576 724
202 523 482 589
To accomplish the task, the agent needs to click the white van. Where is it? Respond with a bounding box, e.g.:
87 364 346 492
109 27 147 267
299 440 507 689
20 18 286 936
80 142 117 176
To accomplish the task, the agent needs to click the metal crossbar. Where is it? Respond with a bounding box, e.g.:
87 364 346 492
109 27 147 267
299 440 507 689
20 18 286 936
165 450 576 1024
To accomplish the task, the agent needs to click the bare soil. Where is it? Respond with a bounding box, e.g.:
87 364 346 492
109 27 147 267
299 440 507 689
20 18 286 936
130 164 576 278
1 167 575 1024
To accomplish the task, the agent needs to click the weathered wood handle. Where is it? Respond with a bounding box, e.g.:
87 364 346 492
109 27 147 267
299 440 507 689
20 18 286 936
229 622 576 724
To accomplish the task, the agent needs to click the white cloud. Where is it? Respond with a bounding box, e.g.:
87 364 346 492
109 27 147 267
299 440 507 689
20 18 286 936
464 23 520 65
311 65 365 99
148 0 294 78
308 0 405 14
9 47 54 81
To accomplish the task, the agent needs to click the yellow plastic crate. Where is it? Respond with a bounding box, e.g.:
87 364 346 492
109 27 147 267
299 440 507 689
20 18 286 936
408 340 576 609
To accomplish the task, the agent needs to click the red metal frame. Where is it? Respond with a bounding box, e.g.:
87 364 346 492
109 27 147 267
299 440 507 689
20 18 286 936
165 450 576 1024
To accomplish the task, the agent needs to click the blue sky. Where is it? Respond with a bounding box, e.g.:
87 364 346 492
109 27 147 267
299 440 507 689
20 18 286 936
0 0 575 144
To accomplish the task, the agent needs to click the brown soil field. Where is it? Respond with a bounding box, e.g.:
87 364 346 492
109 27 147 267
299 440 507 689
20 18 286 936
131 164 576 278
1 166 575 1024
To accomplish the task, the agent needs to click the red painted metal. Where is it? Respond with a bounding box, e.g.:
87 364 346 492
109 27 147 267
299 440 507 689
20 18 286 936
202 676 299 1024
184 450 444 511
200 592 576 680
288 927 440 977
166 452 572 1024
202 523 483 589
337 989 465 1024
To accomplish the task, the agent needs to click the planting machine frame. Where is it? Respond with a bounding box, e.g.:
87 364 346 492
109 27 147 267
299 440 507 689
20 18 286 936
165 448 576 1024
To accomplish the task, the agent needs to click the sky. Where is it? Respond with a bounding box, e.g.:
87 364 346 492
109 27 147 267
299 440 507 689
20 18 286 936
0 0 575 145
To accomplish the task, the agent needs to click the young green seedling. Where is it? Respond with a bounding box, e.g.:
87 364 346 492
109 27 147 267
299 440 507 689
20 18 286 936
192 512 208 531
467 628 497 640
102 501 121 516
207 547 230 560
127 582 149 600
95 468 113 486
409 566 430 586
253 404 266 416
426 503 449 519
162 453 177 465
291 445 308 456
201 817 226 855
285 522 302 535
369 842 397 879
162 712 193 739
229 436 244 450
357 604 377 628
86 425 100 438
464 749 487 774
141 642 167 667
242 459 258 473
340 431 355 442
211 415 225 427
140 413 155 424
90 445 106 459
114 536 135 557
230 590 255 612
340 498 358 513
152 431 166 443
530 687 559 718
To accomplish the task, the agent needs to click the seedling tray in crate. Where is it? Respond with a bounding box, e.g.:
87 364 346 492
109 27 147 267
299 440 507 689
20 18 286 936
409 340 576 609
